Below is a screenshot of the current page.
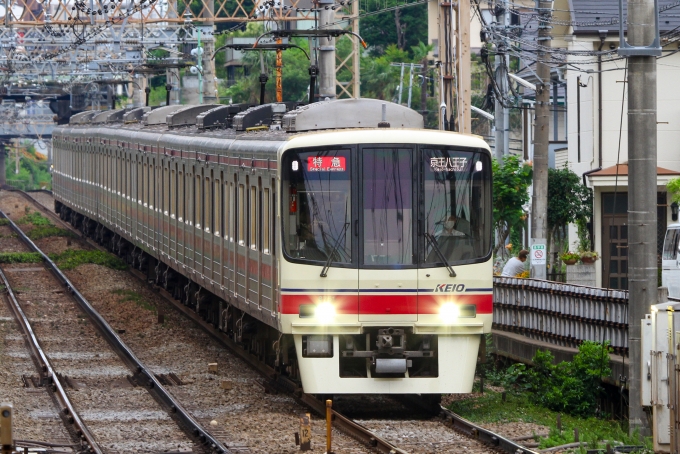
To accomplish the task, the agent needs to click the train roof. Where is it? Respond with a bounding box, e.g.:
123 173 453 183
56 98 490 154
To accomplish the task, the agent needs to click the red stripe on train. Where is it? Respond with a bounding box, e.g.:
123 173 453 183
280 293 492 315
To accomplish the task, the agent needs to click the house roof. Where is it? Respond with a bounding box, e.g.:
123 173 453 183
569 0 680 36
588 163 680 177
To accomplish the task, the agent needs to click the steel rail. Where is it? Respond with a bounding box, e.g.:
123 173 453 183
0 209 231 454
14 190 540 454
0 265 102 454
440 407 539 454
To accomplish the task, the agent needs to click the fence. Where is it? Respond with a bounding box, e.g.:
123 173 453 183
493 277 629 355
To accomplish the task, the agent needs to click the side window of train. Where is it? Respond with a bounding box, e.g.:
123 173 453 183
205 172 212 232
163 165 168 215
214 175 221 236
171 166 176 218
195 171 202 229
263 186 270 254
227 181 233 241
250 184 257 250
178 167 184 221
238 182 245 246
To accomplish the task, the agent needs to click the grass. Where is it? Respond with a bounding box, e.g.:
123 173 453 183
17 211 51 226
111 289 155 312
49 250 127 271
0 218 9 226
0 252 42 264
449 389 652 452
27 225 75 240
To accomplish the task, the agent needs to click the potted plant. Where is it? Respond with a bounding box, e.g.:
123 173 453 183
580 250 599 264
561 251 580 265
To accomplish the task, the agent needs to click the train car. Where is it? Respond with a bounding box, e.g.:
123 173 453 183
51 99 493 395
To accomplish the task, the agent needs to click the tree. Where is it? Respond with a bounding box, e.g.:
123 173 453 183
492 155 533 257
547 165 591 261
668 177 680 205
360 1 428 55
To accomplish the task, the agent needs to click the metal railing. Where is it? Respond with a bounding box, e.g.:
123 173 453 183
493 277 629 355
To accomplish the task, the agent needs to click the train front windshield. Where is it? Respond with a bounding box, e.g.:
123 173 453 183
282 146 491 267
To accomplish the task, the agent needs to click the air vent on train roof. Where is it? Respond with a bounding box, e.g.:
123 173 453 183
281 98 423 132
142 104 190 126
91 108 126 124
69 110 98 125
197 104 247 130
166 104 221 128
232 102 300 131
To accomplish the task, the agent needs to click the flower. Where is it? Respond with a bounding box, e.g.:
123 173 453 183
505 243 513 250
561 251 580 261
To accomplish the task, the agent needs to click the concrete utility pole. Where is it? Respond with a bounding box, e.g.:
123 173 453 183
318 0 336 100
626 0 657 437
454 0 471 133
200 0 216 103
530 0 552 280
494 1 510 162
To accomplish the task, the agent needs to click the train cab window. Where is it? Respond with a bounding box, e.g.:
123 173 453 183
282 148 352 264
362 148 414 266
421 148 492 265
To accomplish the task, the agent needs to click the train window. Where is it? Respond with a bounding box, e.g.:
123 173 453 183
149 159 155 209
161 166 166 214
250 185 257 250
238 184 245 245
263 187 270 254
143 162 148 206
178 169 184 221
205 175 212 232
137 161 142 203
195 173 202 228
421 148 492 265
226 182 232 241
362 148 414 265
663 229 680 260
170 168 175 217
281 148 352 264
213 178 220 235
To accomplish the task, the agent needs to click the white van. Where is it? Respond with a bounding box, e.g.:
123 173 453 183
663 224 680 298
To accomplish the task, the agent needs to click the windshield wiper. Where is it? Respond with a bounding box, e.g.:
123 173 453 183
320 222 350 278
424 232 456 277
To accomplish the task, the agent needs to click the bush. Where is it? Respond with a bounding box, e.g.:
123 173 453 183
527 341 611 417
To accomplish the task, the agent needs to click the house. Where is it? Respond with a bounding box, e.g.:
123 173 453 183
562 0 680 289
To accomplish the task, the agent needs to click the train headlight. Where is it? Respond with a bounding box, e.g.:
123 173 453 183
439 302 459 324
315 302 336 324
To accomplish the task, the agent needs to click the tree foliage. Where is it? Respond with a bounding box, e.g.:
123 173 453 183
360 2 428 55
526 342 612 417
547 165 592 260
668 177 680 205
492 155 533 257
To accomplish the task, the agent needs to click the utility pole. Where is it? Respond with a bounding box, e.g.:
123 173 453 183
454 0 470 133
530 0 552 280
494 1 510 161
200 0 216 103
625 0 657 437
317 0 336 100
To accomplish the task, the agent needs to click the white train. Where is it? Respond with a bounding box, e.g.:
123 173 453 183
52 98 493 394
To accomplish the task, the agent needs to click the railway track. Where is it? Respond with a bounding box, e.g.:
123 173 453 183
0 205 226 453
12 188 539 454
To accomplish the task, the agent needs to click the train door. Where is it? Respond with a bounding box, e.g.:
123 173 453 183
177 162 187 269
259 177 276 313
161 156 170 258
193 165 204 277
358 146 418 322
247 178 260 305
201 167 214 284
152 154 159 254
211 170 222 289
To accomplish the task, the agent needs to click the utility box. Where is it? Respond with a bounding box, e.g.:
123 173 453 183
645 296 680 453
